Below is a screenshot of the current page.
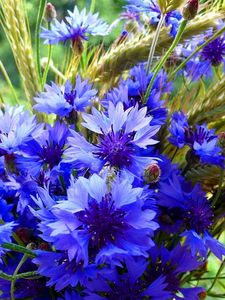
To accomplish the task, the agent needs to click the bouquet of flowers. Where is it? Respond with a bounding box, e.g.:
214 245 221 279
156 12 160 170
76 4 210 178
0 0 225 299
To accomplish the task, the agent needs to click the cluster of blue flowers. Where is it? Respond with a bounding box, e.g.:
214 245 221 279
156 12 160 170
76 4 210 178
0 63 224 299
1 2 225 300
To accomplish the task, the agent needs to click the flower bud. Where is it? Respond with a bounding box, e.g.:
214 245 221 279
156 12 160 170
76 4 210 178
16 227 32 244
182 0 199 20
144 163 161 184
45 2 57 22
199 291 207 300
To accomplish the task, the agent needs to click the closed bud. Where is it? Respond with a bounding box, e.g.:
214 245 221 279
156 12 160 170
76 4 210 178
199 291 207 300
144 163 161 184
182 0 199 20
45 2 57 22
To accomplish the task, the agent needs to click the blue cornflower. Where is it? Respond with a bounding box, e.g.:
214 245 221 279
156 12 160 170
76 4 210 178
85 257 172 300
0 106 39 157
16 121 70 176
63 102 160 176
148 244 204 300
201 36 225 66
103 64 171 125
178 26 225 80
158 173 225 260
124 0 182 37
0 222 15 262
34 75 97 118
31 173 158 269
169 112 224 167
40 6 109 46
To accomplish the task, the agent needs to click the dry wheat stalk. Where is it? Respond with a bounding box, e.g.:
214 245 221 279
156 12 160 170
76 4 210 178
158 0 184 14
0 0 40 104
86 11 224 86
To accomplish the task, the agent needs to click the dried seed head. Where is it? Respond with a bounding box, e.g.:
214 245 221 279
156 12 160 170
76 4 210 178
158 0 185 14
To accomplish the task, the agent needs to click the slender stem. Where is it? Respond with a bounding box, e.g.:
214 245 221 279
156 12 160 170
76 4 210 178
208 260 225 292
0 61 19 104
41 22 53 88
90 0 96 13
212 168 224 207
144 19 188 104
35 0 47 84
0 271 38 281
146 14 165 73
190 276 225 281
170 25 225 79
1 243 36 258
11 254 28 300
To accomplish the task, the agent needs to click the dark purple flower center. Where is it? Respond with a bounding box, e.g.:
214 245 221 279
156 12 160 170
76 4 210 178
148 259 180 293
185 199 213 234
185 126 215 146
201 37 225 66
95 130 134 168
64 89 76 106
78 194 127 248
41 142 64 169
108 278 142 300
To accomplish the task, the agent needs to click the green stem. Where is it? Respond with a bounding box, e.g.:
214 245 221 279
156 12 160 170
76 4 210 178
11 254 28 300
1 243 36 258
144 19 188 104
146 14 165 73
35 0 47 84
0 271 38 281
170 25 225 79
0 61 19 105
208 260 225 292
189 276 225 281
41 21 53 88
212 168 224 207
49 64 67 81
90 0 96 13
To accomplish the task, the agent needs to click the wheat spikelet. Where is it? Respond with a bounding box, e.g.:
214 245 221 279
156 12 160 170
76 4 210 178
0 0 40 104
158 0 184 14
188 76 225 123
87 11 224 86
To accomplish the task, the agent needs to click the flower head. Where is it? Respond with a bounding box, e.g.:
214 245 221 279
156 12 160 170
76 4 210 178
85 257 172 300
158 172 225 260
201 36 225 66
177 25 225 80
63 102 160 176
16 121 70 176
169 112 224 167
31 173 158 272
103 64 171 125
0 106 39 157
124 0 182 36
34 75 97 118
40 6 109 46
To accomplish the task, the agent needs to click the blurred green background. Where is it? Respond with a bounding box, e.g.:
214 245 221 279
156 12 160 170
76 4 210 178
0 0 124 98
